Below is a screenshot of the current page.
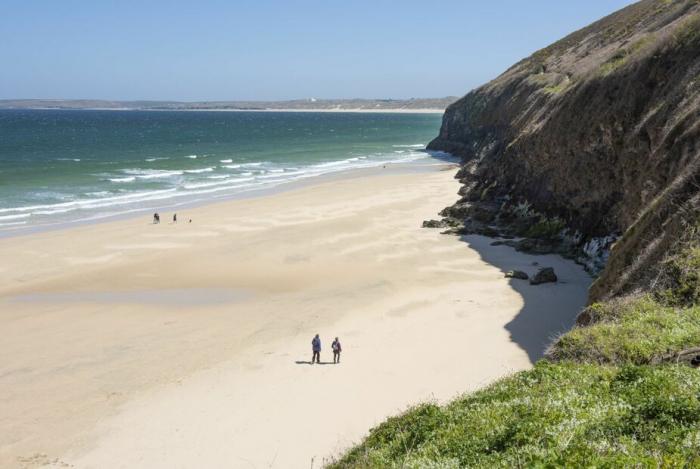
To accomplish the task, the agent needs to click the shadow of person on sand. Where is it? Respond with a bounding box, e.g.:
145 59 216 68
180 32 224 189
459 235 591 364
295 360 335 366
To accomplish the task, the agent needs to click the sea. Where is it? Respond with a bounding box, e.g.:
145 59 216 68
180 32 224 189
0 109 448 235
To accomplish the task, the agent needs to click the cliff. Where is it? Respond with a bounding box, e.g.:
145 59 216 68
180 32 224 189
333 1 700 466
428 0 700 302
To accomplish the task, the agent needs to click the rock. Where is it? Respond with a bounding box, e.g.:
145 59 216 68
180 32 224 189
470 203 500 223
439 203 472 219
443 218 463 228
530 267 557 285
490 240 506 246
422 218 462 229
422 219 445 228
505 270 529 280
515 238 559 255
479 226 500 237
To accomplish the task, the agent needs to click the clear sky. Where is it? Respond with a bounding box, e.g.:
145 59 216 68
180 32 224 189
1 0 637 101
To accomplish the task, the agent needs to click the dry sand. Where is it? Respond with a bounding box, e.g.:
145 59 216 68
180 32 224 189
0 165 591 468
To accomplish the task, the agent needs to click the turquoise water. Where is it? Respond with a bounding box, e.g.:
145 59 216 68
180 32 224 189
0 110 446 234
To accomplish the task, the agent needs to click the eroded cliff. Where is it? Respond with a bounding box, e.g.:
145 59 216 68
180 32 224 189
428 0 700 302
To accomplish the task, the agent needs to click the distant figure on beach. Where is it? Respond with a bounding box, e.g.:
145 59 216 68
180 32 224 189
189 219 192 223
173 213 177 223
153 213 160 224
332 337 342 364
311 334 321 364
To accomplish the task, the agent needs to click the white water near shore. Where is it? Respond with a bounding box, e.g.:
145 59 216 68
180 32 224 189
0 110 446 236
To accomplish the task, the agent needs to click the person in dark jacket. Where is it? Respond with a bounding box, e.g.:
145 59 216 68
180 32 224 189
311 334 321 364
332 337 342 364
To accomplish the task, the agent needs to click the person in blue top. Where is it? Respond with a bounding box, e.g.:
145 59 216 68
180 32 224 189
311 334 321 364
332 337 342 364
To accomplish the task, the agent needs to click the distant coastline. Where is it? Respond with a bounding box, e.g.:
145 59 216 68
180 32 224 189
0 97 456 113
4 107 446 114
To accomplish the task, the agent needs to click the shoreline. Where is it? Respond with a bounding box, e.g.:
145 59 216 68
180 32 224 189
0 165 590 467
0 107 446 114
0 159 457 240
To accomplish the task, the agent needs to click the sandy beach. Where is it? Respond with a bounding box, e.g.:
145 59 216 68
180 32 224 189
0 165 590 468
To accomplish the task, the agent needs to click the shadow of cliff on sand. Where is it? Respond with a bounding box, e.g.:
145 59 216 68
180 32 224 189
459 235 591 364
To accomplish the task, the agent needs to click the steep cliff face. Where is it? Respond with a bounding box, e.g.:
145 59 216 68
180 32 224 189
429 0 700 301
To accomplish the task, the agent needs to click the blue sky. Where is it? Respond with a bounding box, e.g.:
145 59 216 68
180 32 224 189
1 1 636 101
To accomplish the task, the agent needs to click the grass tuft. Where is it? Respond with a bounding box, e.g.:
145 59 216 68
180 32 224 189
548 296 700 364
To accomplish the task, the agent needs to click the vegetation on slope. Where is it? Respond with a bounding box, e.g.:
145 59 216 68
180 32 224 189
548 296 700 365
331 363 700 468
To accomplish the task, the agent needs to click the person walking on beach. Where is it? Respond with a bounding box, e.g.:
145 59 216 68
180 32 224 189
173 213 177 223
332 337 342 364
153 212 160 224
311 334 321 364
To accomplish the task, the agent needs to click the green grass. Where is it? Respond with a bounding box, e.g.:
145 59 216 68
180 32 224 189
330 362 700 468
672 12 700 47
523 216 566 239
657 246 700 307
599 34 654 76
548 296 700 364
542 80 570 95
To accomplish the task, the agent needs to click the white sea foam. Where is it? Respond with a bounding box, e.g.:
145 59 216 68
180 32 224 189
0 213 31 221
392 144 425 148
315 159 355 168
33 208 74 215
220 159 233 163
223 164 241 169
0 189 179 217
145 157 170 162
208 175 230 180
184 167 214 174
183 177 255 190
185 155 198 159
109 177 136 183
122 169 184 179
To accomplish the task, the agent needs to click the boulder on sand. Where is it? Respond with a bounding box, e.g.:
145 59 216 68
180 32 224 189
422 219 445 228
505 270 529 280
530 267 557 285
